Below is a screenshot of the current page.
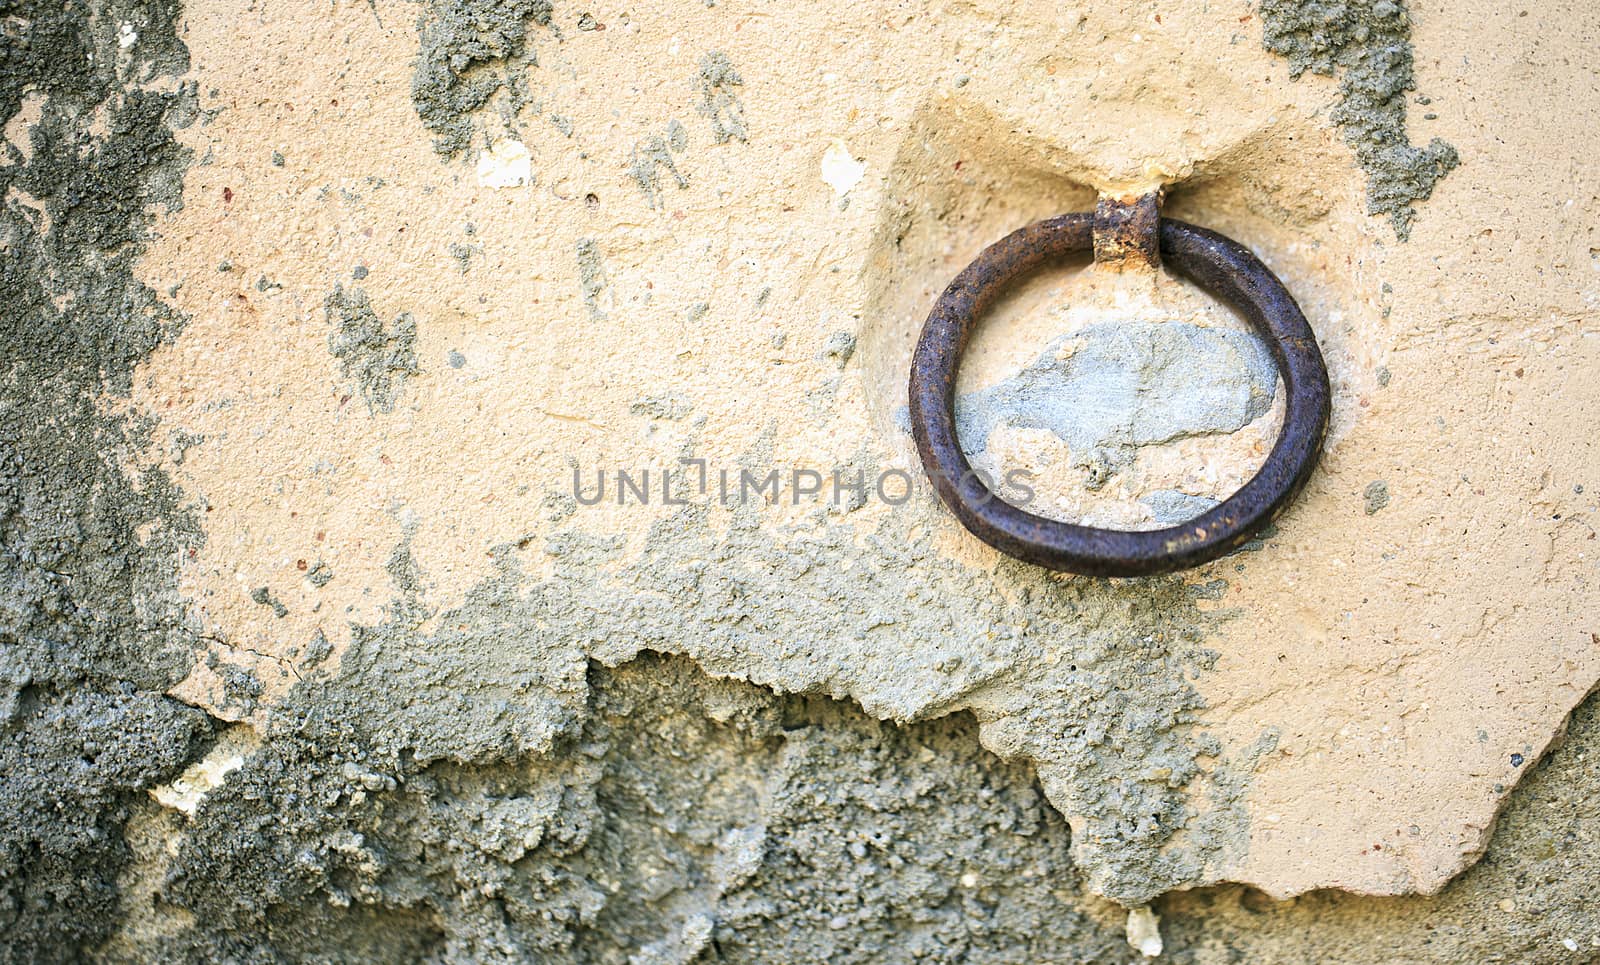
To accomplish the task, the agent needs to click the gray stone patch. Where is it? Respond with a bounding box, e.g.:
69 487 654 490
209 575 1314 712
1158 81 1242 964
820 331 857 368
628 132 688 207
127 418 1254 914
411 0 553 157
696 50 748 144
631 395 693 420
575 237 609 318
1260 0 1460 239
250 585 288 618
324 284 420 413
209 656 265 716
954 322 1278 475
448 239 479 272
1143 489 1222 525
302 629 334 667
306 561 335 587
1364 479 1390 515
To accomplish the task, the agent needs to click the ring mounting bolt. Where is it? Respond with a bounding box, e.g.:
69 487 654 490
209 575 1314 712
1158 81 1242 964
1092 189 1164 271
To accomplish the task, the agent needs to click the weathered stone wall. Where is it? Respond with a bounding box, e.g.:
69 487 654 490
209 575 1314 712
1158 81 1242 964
2 0 1597 961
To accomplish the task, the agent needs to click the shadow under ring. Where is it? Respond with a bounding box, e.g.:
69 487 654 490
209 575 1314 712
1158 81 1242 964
907 213 1331 577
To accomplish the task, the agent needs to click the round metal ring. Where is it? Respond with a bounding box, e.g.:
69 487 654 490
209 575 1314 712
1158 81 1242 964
907 212 1331 577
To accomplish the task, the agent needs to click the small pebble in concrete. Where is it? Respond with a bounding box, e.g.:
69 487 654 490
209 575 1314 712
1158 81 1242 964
250 586 288 618
306 561 333 587
820 331 856 367
1125 906 1163 958
1364 480 1390 515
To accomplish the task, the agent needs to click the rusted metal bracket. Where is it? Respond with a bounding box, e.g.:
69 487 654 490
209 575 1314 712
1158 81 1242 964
907 202 1331 577
1092 189 1163 270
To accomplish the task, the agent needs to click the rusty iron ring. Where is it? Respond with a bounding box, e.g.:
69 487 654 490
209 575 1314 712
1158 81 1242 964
908 208 1331 577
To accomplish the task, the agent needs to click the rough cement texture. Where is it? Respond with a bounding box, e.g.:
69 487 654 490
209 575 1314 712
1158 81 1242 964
1259 0 1460 239
4 0 1600 961
0 0 215 959
696 51 748 145
126 0 1600 903
128 653 1136 962
411 0 554 157
242 464 1236 908
576 236 610 318
628 131 689 208
325 283 422 414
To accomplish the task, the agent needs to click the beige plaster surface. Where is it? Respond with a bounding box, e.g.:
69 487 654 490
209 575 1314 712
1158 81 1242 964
129 0 1600 900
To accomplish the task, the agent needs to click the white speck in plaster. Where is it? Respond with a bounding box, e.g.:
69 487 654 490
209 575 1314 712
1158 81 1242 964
149 725 260 817
476 138 532 189
1126 906 1164 958
118 23 137 48
820 139 864 197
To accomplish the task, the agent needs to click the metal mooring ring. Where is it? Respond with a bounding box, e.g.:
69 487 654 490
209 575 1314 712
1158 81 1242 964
907 194 1331 577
